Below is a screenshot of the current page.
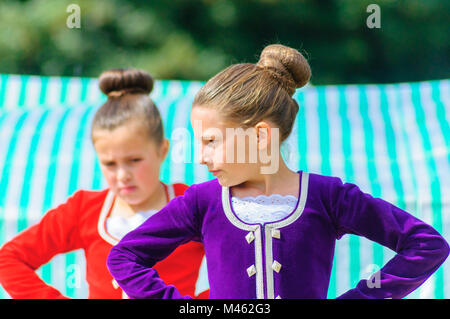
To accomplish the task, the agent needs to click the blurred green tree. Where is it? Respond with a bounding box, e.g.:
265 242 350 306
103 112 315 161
0 0 448 84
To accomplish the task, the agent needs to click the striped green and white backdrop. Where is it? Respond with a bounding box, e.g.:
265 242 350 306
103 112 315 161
0 73 449 298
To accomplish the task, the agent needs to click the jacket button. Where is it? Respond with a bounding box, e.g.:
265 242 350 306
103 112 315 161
247 264 256 277
245 231 255 244
112 279 119 289
272 260 282 273
271 229 281 239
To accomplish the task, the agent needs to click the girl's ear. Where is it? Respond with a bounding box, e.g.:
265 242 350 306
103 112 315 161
255 121 271 150
158 138 170 161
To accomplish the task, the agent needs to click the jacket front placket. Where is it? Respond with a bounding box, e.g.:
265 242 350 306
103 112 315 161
221 172 309 299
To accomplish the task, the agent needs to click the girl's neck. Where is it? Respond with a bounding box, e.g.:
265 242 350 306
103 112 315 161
231 160 299 198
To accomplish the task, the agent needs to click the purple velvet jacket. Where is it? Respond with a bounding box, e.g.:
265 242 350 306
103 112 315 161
107 171 449 299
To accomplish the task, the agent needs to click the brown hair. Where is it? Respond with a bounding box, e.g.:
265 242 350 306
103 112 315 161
192 44 311 142
91 68 164 145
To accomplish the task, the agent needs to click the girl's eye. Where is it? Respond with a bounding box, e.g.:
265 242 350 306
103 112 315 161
104 162 115 167
131 158 142 163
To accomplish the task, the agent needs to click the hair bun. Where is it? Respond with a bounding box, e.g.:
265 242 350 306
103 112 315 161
98 68 154 97
257 44 311 95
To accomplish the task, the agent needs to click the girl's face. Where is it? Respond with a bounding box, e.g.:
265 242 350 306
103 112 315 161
190 106 266 187
93 119 168 211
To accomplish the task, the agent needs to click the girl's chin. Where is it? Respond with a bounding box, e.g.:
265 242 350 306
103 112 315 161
120 198 148 211
117 190 142 203
216 175 240 188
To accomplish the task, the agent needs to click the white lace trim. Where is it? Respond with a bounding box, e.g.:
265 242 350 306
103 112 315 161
106 210 158 240
231 194 298 224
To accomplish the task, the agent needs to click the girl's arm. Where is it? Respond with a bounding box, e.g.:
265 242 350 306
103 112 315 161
107 184 201 299
328 177 449 299
0 191 84 299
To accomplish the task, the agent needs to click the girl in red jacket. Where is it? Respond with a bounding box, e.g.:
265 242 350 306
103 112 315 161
0 68 208 299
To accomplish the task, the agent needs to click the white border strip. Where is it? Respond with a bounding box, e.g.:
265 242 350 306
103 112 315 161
97 190 118 246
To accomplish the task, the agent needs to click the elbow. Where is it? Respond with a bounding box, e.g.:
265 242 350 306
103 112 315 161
438 235 450 264
417 224 450 266
427 233 450 269
0 247 7 276
106 245 129 280
404 230 450 272
106 246 122 276
106 245 139 278
0 242 20 268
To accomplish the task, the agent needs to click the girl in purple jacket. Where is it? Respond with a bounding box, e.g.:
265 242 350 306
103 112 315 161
107 44 449 299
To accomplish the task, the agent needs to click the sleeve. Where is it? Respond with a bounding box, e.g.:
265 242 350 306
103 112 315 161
0 191 84 299
106 184 202 299
328 177 449 299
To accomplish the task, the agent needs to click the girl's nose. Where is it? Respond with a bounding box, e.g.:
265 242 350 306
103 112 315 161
199 150 208 165
199 144 212 166
117 167 131 183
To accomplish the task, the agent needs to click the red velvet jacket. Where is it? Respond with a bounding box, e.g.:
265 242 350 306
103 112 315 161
0 183 208 299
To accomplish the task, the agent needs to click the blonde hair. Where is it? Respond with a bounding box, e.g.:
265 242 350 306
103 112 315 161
193 44 311 142
91 68 164 145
